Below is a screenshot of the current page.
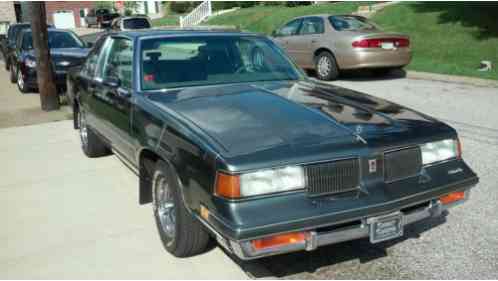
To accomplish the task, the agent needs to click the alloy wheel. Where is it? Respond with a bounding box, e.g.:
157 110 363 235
79 110 88 148
154 175 176 242
317 56 331 78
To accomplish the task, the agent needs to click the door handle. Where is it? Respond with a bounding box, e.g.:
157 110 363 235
311 39 317 43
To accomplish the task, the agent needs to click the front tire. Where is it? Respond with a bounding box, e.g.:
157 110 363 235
78 108 111 158
10 64 17 83
17 68 30 93
152 160 210 257
315 51 339 81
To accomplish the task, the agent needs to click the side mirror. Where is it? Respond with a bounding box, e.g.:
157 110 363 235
86 42 94 48
103 76 120 88
271 30 278 37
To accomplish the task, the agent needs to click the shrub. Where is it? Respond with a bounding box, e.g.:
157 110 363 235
169 1 201 14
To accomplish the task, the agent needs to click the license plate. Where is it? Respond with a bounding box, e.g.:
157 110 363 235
381 42 395 50
367 212 403 243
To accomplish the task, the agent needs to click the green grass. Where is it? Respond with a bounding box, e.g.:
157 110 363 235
372 2 498 80
152 14 181 26
206 3 369 34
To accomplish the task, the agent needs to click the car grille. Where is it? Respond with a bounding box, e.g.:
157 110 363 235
384 146 422 182
305 158 360 197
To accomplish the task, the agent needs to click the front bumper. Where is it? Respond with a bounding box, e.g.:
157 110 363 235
23 67 68 89
228 192 467 259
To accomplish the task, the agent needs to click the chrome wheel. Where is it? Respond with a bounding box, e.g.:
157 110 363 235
17 69 24 90
79 110 88 148
154 174 176 242
317 56 331 77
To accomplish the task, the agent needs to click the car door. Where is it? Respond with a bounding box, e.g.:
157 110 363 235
293 17 325 68
78 35 109 134
272 18 302 63
92 36 135 161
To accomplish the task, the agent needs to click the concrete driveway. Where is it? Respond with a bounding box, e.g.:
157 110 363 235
0 121 248 279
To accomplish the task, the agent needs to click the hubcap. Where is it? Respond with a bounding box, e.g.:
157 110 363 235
17 69 24 89
154 175 176 241
79 111 88 148
317 56 331 77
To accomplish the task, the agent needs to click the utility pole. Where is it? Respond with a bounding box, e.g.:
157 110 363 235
30 1 59 111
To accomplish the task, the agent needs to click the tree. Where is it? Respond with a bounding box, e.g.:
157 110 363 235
124 1 139 15
30 2 59 111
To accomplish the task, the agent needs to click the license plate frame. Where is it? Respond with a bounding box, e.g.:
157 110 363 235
367 212 403 244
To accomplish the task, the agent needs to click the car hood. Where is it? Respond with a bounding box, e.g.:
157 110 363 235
147 81 454 170
28 47 89 59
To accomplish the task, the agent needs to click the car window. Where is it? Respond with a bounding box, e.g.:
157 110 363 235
101 38 134 89
278 19 302 36
8 24 30 45
329 16 377 31
140 36 303 90
299 17 324 35
82 35 107 78
21 30 85 50
95 37 114 79
123 18 151 29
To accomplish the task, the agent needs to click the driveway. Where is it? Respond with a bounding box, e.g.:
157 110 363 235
252 76 498 279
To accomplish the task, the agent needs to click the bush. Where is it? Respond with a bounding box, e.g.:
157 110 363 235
212 2 240 11
285 1 313 7
169 1 201 14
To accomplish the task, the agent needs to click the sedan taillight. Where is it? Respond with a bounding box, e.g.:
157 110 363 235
352 38 410 48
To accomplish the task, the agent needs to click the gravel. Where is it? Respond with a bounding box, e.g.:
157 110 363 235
250 75 498 279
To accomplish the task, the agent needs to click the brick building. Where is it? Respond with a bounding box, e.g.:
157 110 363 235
0 1 18 23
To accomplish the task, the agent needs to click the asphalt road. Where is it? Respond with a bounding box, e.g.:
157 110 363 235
249 75 498 279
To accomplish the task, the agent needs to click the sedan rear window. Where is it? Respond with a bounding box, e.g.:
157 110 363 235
140 36 303 90
123 18 151 29
329 16 377 31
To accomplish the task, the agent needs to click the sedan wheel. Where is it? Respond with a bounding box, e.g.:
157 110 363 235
78 108 110 158
10 64 17 83
17 68 29 93
315 52 339 81
154 175 176 243
78 110 88 148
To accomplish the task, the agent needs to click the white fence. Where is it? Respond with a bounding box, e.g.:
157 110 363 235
179 1 212 27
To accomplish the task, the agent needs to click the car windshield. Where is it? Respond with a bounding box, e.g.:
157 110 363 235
141 35 304 90
8 24 30 45
22 30 85 50
329 16 377 31
123 18 151 29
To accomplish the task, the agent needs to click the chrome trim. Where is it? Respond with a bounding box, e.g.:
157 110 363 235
231 199 445 260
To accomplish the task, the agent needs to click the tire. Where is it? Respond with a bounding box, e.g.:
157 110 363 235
152 160 210 257
372 67 393 77
315 51 339 81
10 64 17 83
17 68 30 93
78 107 111 158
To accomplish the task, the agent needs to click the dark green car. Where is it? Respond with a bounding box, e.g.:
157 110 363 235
67 30 478 260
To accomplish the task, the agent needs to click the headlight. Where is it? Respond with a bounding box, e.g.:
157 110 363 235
57 61 71 66
25 58 36 68
420 139 460 165
215 166 305 198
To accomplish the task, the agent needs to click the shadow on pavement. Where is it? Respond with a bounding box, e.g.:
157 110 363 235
238 212 447 279
307 68 407 83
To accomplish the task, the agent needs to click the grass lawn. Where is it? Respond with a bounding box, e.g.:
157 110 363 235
206 2 369 34
372 2 498 80
152 14 181 26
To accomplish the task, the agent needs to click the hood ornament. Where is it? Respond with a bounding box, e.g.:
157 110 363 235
355 125 367 144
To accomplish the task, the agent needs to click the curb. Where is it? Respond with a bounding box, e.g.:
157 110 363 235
406 70 498 88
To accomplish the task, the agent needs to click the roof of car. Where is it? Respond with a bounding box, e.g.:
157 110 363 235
112 28 260 39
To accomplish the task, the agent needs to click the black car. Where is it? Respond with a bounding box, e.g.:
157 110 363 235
10 28 90 93
67 30 478 260
1 23 31 72
110 16 152 31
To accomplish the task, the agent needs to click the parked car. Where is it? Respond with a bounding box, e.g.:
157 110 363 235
1 23 31 72
67 30 477 260
110 15 152 31
10 28 90 93
272 15 412 80
85 8 120 29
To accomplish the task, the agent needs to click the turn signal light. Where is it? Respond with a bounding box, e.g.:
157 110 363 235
251 232 307 250
440 191 466 205
215 172 241 199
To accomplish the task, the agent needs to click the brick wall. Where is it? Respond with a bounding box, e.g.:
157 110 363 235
45 1 95 28
0 1 17 23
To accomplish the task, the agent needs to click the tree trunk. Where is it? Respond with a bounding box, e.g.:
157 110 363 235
30 2 59 111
